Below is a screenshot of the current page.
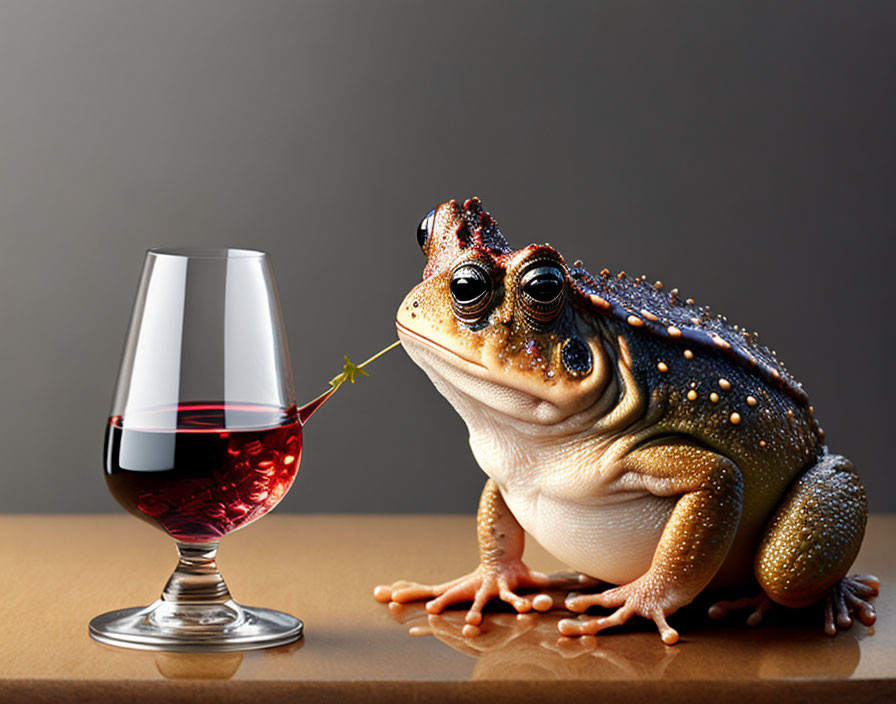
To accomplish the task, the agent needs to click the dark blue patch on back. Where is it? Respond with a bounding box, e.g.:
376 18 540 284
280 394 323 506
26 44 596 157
568 266 807 403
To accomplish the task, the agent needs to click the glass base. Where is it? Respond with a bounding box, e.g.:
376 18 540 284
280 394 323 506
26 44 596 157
89 599 303 652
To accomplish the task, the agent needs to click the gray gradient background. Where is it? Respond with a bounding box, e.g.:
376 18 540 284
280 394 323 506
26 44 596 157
0 1 893 514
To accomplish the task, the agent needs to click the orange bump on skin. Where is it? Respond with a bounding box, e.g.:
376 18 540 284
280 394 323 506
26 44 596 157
683 349 694 359
667 326 682 337
589 294 611 310
712 335 731 350
747 396 758 406
627 315 644 327
657 362 668 372
718 378 731 390
687 390 698 401
759 440 767 447
641 310 659 321
710 392 719 403
730 412 742 424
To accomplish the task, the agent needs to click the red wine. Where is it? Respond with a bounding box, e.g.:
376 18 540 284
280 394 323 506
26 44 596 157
105 403 301 543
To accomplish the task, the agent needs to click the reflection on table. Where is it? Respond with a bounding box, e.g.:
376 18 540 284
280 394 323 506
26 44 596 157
385 595 865 681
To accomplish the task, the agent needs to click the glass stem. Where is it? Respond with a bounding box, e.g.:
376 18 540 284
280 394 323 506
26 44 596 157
148 541 244 630
162 542 233 605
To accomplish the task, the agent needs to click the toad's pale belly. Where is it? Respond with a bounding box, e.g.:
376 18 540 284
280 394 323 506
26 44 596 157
501 487 675 585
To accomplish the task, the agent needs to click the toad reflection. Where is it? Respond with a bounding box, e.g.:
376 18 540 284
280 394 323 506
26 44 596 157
386 601 862 681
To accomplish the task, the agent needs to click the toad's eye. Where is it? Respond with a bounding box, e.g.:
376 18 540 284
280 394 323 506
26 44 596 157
519 263 565 327
417 209 435 252
521 266 564 303
450 263 492 319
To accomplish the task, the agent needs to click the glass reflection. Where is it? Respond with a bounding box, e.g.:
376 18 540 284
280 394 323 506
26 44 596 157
154 652 244 680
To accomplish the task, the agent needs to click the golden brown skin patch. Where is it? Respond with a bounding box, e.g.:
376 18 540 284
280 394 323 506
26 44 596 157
561 439 744 644
380 198 877 643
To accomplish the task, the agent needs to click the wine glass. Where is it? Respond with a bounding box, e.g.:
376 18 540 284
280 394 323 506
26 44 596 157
89 247 304 652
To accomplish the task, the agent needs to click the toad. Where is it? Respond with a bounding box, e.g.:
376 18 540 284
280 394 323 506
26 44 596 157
375 198 878 644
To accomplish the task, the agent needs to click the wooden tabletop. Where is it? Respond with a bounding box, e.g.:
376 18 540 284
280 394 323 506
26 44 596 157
0 514 893 703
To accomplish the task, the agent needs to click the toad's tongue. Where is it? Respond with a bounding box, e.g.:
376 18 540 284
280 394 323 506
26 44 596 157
297 340 401 424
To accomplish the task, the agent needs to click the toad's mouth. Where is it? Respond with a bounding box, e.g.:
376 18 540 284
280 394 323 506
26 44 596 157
396 318 565 425
395 319 598 427
395 320 487 371
395 317 618 428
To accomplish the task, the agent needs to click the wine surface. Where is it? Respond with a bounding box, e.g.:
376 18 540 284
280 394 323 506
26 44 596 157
104 403 301 543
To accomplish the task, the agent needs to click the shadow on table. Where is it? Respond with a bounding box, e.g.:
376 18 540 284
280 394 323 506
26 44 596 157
385 599 867 681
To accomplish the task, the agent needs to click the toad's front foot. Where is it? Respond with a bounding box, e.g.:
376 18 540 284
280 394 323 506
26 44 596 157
559 578 682 645
374 563 598 633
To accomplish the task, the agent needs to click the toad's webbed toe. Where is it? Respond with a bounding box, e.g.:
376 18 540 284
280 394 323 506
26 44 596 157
824 574 879 635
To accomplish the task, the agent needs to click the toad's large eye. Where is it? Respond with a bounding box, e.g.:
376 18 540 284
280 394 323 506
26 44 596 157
417 209 435 252
519 262 565 327
450 263 492 319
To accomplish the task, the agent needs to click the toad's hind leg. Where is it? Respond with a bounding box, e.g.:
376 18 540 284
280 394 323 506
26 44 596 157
752 451 877 633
